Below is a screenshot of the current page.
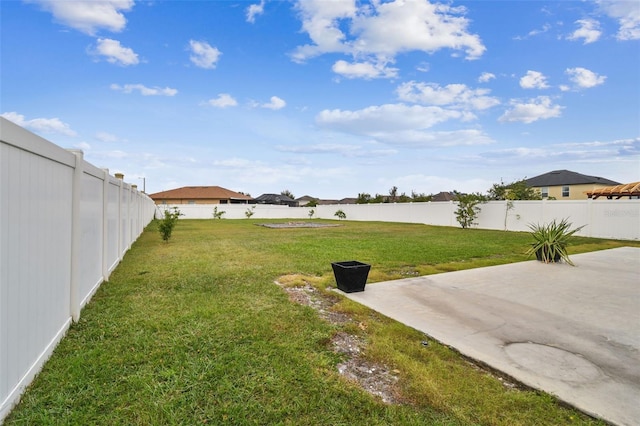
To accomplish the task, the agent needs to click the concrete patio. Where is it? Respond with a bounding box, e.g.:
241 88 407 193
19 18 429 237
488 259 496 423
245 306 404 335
340 247 640 426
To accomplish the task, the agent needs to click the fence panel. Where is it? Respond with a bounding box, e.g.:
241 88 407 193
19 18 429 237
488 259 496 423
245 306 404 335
163 199 638 240
0 117 156 421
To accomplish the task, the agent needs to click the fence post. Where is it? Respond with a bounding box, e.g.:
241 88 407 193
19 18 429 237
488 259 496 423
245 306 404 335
115 173 124 260
102 169 110 281
68 150 83 322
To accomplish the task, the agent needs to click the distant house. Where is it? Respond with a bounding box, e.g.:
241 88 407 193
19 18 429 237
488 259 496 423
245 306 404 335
524 170 620 200
149 186 252 205
254 193 298 207
296 195 318 206
296 196 358 205
431 191 457 202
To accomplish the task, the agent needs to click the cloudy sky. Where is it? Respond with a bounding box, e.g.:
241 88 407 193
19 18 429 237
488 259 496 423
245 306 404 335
2 0 638 198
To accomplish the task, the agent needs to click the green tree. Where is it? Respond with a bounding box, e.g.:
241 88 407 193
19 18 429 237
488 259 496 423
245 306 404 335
356 193 372 204
306 198 319 207
411 191 432 202
334 209 346 220
281 189 295 199
454 192 487 229
488 179 542 200
372 194 385 203
388 186 398 202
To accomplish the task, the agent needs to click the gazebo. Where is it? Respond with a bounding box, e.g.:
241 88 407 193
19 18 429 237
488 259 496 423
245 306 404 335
585 182 640 199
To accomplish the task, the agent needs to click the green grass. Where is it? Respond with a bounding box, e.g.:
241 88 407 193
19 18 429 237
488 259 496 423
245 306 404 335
7 219 635 425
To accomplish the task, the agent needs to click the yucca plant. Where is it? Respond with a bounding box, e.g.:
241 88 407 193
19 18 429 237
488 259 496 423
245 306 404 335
525 218 585 266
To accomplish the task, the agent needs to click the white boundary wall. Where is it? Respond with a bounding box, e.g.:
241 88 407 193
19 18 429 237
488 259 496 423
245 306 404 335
161 198 639 241
0 118 157 421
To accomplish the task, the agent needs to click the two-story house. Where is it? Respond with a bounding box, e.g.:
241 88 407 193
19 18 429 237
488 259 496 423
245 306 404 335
524 170 620 200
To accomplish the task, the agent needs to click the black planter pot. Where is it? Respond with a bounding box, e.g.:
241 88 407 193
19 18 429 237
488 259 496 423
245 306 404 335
535 247 562 263
331 261 371 293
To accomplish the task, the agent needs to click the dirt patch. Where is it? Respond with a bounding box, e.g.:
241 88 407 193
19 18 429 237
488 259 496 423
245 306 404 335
258 222 342 229
275 275 401 404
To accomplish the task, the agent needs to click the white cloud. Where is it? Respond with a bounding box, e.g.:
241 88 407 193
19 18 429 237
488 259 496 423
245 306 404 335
317 104 461 133
292 0 485 78
596 0 640 40
291 0 356 62
246 0 265 23
396 81 500 110
110 83 177 96
27 0 133 35
94 38 139 66
565 67 606 88
528 23 551 37
95 131 120 142
261 96 286 110
499 96 563 124
371 129 494 147
567 19 602 44
189 40 221 69
416 62 430 72
75 141 91 150
315 103 493 148
520 70 549 89
1 111 77 136
478 72 496 83
332 59 398 79
276 142 392 158
204 93 238 108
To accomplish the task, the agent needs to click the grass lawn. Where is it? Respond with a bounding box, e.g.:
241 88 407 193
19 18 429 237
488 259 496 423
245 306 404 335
7 219 635 425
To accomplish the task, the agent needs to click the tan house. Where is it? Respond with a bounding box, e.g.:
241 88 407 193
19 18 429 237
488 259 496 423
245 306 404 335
149 186 252 205
525 170 620 200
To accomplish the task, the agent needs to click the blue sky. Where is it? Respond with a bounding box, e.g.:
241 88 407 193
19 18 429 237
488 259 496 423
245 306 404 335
2 0 639 198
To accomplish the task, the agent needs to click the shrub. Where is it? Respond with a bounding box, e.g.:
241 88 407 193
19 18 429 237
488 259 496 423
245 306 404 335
334 209 346 220
158 207 182 242
454 193 486 229
245 206 256 219
213 206 226 219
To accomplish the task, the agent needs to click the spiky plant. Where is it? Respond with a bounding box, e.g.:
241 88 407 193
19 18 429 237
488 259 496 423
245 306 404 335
525 218 585 266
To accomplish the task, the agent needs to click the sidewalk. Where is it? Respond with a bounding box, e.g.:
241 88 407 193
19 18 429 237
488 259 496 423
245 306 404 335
340 247 640 426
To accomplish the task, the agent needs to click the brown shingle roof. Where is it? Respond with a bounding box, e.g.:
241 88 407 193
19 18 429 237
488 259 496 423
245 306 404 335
149 186 252 201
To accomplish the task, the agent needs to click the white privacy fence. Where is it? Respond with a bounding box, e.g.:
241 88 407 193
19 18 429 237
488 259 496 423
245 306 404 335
0 118 157 421
161 198 639 241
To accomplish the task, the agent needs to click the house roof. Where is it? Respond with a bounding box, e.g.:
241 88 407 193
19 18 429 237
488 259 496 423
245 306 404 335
149 186 252 201
254 193 296 203
431 191 457 202
524 170 620 187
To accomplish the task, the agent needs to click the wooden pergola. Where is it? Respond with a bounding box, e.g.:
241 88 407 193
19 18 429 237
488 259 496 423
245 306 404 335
586 182 640 199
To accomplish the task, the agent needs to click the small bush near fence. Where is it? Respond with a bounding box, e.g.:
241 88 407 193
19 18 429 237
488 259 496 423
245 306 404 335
158 207 182 242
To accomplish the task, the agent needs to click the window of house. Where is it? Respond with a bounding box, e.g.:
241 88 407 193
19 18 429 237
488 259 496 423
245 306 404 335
541 187 549 198
188 200 196 205
562 186 570 197
161 200 167 205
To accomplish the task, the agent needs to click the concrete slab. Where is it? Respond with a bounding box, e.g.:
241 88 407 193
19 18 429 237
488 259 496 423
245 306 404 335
340 247 640 426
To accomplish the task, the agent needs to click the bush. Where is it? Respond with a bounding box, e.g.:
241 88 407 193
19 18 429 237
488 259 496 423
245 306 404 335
158 207 182 242
213 206 226 219
245 206 256 219
454 193 486 229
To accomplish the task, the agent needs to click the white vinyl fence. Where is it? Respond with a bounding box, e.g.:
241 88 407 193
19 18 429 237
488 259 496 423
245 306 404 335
161 198 639 241
0 117 157 421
